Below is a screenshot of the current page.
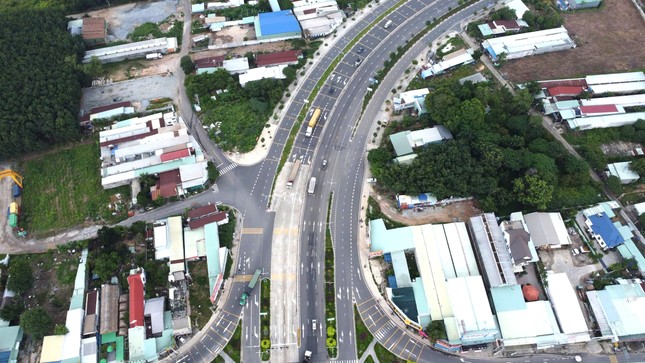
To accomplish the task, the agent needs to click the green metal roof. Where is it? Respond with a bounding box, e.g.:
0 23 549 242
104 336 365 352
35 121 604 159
369 219 415 254
490 285 526 312
389 131 413 156
205 223 222 295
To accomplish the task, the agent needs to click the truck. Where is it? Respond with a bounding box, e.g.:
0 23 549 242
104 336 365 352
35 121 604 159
12 183 21 197
302 350 312 362
305 108 321 137
286 159 302 188
145 52 163 60
308 177 316 195
239 269 262 305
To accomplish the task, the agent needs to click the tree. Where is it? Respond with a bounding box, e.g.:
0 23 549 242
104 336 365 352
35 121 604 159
7 259 34 295
606 175 623 195
207 161 220 182
629 158 645 178
93 251 120 282
180 55 195 75
425 88 460 124
54 324 69 335
491 6 517 20
513 174 554 210
20 307 53 339
83 56 104 78
0 301 25 322
282 66 297 83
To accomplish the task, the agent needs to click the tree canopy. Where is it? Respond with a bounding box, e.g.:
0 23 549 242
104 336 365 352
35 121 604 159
369 81 602 213
7 258 34 295
0 8 84 158
20 307 53 339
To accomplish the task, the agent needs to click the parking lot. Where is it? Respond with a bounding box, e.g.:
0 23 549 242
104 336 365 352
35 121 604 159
80 74 178 115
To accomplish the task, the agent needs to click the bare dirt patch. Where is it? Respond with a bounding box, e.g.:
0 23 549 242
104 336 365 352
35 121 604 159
600 141 643 156
191 40 296 59
212 24 257 46
105 53 179 81
501 0 645 82
375 195 481 225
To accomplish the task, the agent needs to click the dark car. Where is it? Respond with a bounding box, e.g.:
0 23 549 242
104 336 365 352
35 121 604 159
328 87 335 95
357 46 364 53
354 58 362 67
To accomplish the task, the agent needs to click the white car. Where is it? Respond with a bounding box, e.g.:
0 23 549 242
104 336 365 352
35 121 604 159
571 248 580 256
366 178 377 183
312 319 317 331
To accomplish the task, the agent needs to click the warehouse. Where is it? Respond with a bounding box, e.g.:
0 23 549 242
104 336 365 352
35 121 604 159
587 72 645 95
421 49 474 78
586 283 645 342
254 11 302 41
482 27 575 62
567 112 645 130
255 49 303 67
544 273 590 343
389 126 453 157
239 65 288 87
469 213 517 287
82 37 178 64
523 212 571 249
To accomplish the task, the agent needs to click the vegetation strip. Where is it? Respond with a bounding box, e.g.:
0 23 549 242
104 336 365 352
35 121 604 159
325 193 338 357
223 319 243 362
269 0 408 205
354 306 373 357
260 278 271 361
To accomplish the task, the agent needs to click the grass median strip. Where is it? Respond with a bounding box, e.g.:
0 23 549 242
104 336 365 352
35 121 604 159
325 192 337 358
260 278 271 361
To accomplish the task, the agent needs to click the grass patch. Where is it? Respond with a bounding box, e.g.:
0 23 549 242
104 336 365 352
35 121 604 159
355 306 373 357
211 356 225 363
19 142 130 235
223 320 242 363
374 343 405 362
55 258 78 286
187 260 213 330
260 278 271 361
365 196 406 229
364 356 375 363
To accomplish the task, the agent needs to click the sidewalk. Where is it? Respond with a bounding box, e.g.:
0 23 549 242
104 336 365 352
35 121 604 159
225 0 395 166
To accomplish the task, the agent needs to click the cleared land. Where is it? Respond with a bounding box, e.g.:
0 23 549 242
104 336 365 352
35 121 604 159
502 0 645 82
19 142 129 235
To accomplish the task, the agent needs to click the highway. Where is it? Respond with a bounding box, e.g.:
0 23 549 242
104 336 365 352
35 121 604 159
120 0 645 362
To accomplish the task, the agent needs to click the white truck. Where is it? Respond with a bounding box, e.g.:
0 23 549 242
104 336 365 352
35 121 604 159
308 177 316 195
145 52 163 60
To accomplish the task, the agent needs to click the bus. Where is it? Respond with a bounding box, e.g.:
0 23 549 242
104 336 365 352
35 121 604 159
308 177 317 195
305 108 322 137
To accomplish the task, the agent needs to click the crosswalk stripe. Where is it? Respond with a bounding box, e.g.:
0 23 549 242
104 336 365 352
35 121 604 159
218 163 237 176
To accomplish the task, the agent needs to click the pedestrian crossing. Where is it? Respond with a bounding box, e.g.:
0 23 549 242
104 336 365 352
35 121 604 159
211 184 219 193
373 321 396 341
334 360 357 363
218 162 237 176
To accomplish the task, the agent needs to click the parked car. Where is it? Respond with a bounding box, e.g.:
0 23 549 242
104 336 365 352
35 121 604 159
571 248 580 256
357 46 364 53
328 87 335 95
354 57 362 67
366 177 377 183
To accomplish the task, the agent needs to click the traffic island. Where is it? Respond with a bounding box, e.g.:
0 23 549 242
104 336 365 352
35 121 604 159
354 306 374 357
260 278 271 361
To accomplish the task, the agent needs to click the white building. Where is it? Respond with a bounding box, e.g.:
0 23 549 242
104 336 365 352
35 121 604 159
389 126 453 156
482 27 575 62
607 161 640 184
292 0 345 38
587 72 645 95
82 37 178 64
567 112 645 130
239 65 288 87
581 94 645 108
421 49 474 78
99 112 208 191
505 0 530 18
523 212 571 249
586 283 645 342
545 273 590 343
392 88 430 114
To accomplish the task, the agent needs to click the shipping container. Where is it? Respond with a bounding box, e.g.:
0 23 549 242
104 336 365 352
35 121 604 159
9 202 19 215
9 213 18 228
12 184 21 197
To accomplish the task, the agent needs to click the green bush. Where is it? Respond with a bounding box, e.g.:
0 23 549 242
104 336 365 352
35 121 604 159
260 339 271 349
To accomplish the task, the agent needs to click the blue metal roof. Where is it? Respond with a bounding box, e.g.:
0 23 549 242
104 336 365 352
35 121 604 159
258 11 301 36
589 213 624 248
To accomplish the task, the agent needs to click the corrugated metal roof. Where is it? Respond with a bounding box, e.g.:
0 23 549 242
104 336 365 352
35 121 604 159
168 216 184 264
82 17 106 40
100 284 120 334
581 94 645 107
548 86 584 96
256 49 303 67
588 213 624 248
160 148 190 162
390 132 414 156
391 250 412 287
545 273 589 336
586 71 645 85
413 225 450 320
469 214 517 287
128 273 145 328
524 212 571 247
91 101 132 114
258 10 302 36
188 211 228 229
369 219 415 253
157 169 181 198
446 276 498 344
144 297 166 335
188 204 218 219
579 104 619 114
589 82 645 95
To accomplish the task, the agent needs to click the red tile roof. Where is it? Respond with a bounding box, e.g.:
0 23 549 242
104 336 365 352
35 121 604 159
82 17 106 41
188 211 228 230
160 148 190 162
157 169 181 198
127 273 145 328
91 101 132 115
188 204 218 220
255 50 303 67
194 56 225 69
547 86 584 96
579 104 618 114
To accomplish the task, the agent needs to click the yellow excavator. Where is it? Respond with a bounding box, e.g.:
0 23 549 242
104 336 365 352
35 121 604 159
0 169 23 188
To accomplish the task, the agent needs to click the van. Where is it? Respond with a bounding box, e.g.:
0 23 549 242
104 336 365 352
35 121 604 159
384 20 393 29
